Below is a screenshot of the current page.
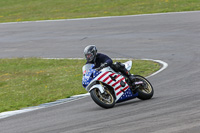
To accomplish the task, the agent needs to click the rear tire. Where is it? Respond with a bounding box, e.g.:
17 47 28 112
90 88 115 109
134 75 154 100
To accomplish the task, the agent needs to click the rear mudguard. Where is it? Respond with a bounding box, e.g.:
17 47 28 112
89 84 105 93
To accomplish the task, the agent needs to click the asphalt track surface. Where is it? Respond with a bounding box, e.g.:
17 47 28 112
0 11 200 133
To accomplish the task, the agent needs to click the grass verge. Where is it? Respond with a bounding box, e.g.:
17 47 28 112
0 0 200 23
0 58 160 112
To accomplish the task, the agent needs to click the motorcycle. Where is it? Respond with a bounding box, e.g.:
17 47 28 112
82 61 154 108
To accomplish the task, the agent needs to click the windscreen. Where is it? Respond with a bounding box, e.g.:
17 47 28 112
82 64 94 75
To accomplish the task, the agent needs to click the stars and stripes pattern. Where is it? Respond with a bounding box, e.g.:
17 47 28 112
117 88 138 103
96 71 130 100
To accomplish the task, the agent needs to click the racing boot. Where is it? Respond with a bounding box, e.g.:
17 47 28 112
124 71 136 91
124 70 135 83
128 74 138 93
128 74 136 84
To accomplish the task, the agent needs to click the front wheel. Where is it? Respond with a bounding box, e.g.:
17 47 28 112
134 75 154 100
90 87 115 109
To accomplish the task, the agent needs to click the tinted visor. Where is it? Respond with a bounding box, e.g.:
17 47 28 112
85 53 94 62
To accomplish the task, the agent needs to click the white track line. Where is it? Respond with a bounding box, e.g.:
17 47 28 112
0 11 200 25
143 59 168 78
0 58 168 119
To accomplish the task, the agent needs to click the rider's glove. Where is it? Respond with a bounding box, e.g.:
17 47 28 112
101 63 108 68
96 63 108 71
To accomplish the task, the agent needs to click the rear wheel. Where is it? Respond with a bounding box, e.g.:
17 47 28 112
90 87 115 109
134 75 154 100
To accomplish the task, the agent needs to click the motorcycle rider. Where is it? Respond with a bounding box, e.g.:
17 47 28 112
84 45 135 87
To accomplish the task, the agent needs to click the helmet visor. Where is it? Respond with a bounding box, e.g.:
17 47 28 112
85 53 94 62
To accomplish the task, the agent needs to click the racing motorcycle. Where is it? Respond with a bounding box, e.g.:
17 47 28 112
82 61 154 108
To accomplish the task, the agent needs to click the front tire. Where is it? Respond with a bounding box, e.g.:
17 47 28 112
90 87 115 109
134 75 154 100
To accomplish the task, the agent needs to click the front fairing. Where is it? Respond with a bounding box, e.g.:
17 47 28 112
82 64 101 88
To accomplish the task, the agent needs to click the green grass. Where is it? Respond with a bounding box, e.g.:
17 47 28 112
0 58 160 112
0 0 200 23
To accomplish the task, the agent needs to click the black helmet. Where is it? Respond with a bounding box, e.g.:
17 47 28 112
84 45 97 62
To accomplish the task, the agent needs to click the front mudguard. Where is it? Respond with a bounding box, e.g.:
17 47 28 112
89 84 105 93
